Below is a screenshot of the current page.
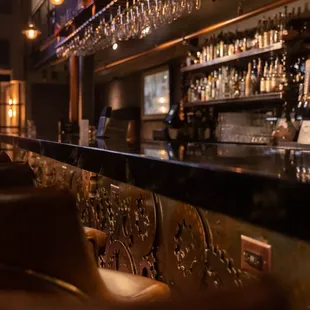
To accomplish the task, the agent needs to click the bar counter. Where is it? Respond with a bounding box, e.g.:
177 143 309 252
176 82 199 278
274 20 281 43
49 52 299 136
1 133 310 242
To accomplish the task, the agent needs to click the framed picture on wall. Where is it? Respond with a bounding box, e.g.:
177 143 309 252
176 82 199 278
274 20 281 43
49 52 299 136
143 66 170 120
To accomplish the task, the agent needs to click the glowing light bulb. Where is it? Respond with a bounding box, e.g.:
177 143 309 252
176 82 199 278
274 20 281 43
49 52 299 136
112 43 118 50
22 23 40 40
8 98 13 105
160 106 167 113
50 0 64 5
159 97 165 104
8 109 13 118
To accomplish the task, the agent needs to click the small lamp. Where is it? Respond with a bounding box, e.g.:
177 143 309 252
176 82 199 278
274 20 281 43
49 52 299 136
22 23 41 40
50 0 64 5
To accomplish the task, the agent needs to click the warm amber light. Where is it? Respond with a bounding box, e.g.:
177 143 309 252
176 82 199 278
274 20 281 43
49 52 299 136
22 23 41 40
50 0 64 5
159 97 165 104
160 106 167 113
8 109 13 118
8 98 13 105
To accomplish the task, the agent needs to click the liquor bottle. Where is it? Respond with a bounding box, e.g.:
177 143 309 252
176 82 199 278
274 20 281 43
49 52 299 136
279 6 288 40
193 80 198 101
211 72 216 99
240 71 246 97
265 62 272 93
245 62 252 96
206 38 211 61
263 18 270 47
209 36 215 61
258 19 264 49
247 29 254 50
256 58 262 93
223 33 229 57
201 78 206 101
271 59 278 92
229 68 235 97
251 59 258 95
269 17 275 46
222 66 229 98
254 20 261 48
197 79 202 100
206 75 212 100
241 31 247 52
202 46 207 63
260 63 267 94
273 14 280 43
233 72 240 97
219 32 225 58
216 68 223 99
234 31 242 53
187 82 192 102
228 32 235 56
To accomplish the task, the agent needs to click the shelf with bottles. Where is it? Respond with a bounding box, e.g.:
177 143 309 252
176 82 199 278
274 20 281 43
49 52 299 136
183 92 283 108
182 3 310 74
184 55 286 109
181 43 283 73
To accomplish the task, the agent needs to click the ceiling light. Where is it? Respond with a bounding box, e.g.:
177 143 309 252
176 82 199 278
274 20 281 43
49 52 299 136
50 0 64 5
22 23 41 40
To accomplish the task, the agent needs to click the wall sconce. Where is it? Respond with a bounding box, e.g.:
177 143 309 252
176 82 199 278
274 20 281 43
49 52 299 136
50 0 64 5
22 23 41 40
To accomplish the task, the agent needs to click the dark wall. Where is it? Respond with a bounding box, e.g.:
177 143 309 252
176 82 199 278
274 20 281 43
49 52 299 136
95 72 141 124
95 61 182 140
31 83 69 140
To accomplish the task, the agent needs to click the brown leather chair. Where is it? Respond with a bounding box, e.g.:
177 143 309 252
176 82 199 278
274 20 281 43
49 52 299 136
0 162 35 188
0 151 11 163
0 188 170 307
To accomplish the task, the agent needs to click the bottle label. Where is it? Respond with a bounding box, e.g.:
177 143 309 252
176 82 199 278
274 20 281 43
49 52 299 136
271 77 277 91
263 32 269 47
304 59 310 97
258 35 264 49
266 80 271 93
260 79 266 93
269 30 275 45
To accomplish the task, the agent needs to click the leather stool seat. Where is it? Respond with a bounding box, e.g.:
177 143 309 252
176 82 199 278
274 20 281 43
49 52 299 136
98 268 170 304
0 162 35 188
0 151 11 163
84 227 170 304
0 188 170 307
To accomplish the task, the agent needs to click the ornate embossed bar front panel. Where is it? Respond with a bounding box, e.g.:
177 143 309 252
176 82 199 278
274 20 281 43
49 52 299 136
12 147 310 310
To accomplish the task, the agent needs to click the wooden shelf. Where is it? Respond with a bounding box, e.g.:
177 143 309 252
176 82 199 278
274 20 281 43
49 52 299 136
183 92 283 108
181 43 283 73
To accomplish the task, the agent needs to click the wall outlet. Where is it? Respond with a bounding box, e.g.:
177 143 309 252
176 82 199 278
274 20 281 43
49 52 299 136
241 235 272 275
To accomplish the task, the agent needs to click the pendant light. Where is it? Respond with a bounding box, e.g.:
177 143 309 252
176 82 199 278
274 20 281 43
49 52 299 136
22 22 41 40
50 0 64 5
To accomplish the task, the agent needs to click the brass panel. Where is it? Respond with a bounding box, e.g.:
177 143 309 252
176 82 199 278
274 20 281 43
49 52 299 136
14 148 310 309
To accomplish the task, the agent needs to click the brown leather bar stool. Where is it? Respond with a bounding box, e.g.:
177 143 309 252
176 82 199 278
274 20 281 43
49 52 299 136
0 162 36 188
0 151 11 163
0 188 170 307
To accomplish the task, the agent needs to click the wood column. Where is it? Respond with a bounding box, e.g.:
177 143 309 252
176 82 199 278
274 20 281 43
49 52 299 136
69 56 79 122
78 55 95 125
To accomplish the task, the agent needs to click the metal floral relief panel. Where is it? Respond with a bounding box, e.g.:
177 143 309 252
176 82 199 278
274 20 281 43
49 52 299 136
12 146 310 307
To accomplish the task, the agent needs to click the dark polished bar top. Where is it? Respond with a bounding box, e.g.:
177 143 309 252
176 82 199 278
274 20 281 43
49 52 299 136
2 133 310 242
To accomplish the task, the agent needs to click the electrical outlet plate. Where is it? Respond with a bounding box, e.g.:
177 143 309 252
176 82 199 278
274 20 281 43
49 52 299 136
241 235 272 275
